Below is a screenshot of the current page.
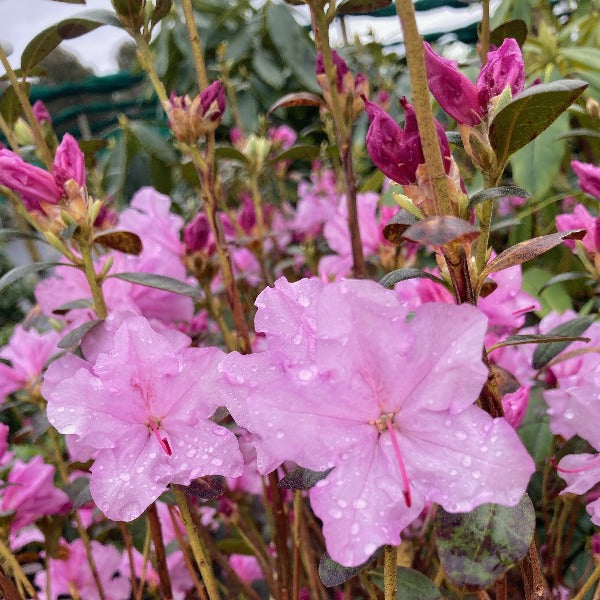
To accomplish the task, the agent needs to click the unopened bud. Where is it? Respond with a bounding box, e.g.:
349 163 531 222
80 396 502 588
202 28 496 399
14 118 33 146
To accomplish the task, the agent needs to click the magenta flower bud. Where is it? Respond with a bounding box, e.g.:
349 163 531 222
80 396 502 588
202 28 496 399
53 133 86 189
199 80 226 123
0 148 61 211
423 42 482 126
477 38 525 109
316 50 349 94
32 100 51 125
184 212 211 252
239 194 256 234
268 125 296 150
592 533 600 556
502 386 529 429
572 160 600 199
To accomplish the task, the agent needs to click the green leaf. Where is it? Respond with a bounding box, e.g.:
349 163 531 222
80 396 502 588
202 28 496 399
489 19 528 48
487 333 590 352
63 477 92 509
111 272 202 298
57 319 102 350
0 84 30 129
0 228 43 243
21 10 123 74
510 112 568 199
214 146 249 163
555 128 600 141
519 389 553 465
336 0 392 15
522 266 572 316
560 47 600 72
267 4 319 93
489 79 588 168
532 315 596 370
252 47 287 89
434 495 535 589
0 262 62 295
467 185 531 210
52 298 94 315
269 145 321 164
278 467 333 490
539 271 595 292
318 552 375 587
127 121 177 164
379 269 446 289
371 567 442 600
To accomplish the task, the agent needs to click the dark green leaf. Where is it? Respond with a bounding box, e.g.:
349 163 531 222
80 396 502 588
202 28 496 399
532 315 596 370
467 185 531 210
151 0 172 27
0 262 63 295
270 145 321 164
21 10 123 74
0 228 43 243
489 19 527 47
434 495 535 589
519 389 552 465
489 79 588 168
488 333 590 352
336 0 392 15
371 567 442 600
478 229 586 286
128 121 177 164
214 146 249 163
52 298 94 315
111 272 202 298
379 269 446 289
252 47 287 89
64 477 92 509
267 4 319 93
0 84 29 129
318 552 374 587
94 230 143 255
279 467 333 490
555 128 600 141
539 271 595 292
57 319 102 350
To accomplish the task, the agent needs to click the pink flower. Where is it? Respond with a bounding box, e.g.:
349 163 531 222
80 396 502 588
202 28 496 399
555 453 600 526
294 167 340 235
184 212 211 252
35 539 130 600
0 148 61 211
0 456 70 531
364 97 451 185
319 192 381 280
556 203 599 253
221 277 534 566
0 326 60 401
198 80 226 125
572 160 600 199
502 386 529 429
424 42 482 125
53 133 86 189
32 100 52 124
268 125 296 150
229 554 263 583
43 314 243 521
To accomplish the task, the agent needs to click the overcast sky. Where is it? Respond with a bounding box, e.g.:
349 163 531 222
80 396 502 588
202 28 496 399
0 0 485 75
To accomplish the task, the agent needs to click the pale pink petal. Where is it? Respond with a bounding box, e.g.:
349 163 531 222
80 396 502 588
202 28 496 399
557 453 600 497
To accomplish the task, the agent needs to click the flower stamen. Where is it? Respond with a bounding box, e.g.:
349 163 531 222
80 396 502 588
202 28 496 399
551 455 600 474
149 418 172 456
385 419 412 507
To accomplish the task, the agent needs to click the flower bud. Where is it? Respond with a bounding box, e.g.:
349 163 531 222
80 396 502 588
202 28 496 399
477 38 525 110
164 92 195 144
53 133 86 189
0 148 61 211
316 50 350 95
184 212 211 253
13 118 33 146
32 100 52 125
502 386 529 429
191 80 226 136
572 160 600 200
423 42 482 126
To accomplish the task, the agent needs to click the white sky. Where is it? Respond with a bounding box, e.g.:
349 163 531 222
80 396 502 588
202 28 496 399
0 0 486 75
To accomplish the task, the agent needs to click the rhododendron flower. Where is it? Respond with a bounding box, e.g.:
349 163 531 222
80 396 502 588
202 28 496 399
53 132 86 189
32 99 51 124
556 204 599 254
35 539 130 600
294 167 340 234
0 326 60 401
363 97 451 185
0 456 70 531
572 160 600 199
43 314 243 521
424 38 524 124
221 277 534 566
229 554 263 582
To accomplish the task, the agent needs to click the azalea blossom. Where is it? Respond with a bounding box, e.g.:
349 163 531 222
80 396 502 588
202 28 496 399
221 277 534 566
571 160 600 199
43 313 243 521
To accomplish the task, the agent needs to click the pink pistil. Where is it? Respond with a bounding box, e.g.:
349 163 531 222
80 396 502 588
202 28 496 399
385 419 412 507
551 455 600 474
513 305 537 317
149 418 172 456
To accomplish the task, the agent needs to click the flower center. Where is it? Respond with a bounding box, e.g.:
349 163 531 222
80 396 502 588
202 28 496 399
148 418 172 456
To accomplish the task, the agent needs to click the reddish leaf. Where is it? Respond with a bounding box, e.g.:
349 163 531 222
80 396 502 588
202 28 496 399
402 216 480 247
382 209 419 245
94 230 143 255
268 92 323 115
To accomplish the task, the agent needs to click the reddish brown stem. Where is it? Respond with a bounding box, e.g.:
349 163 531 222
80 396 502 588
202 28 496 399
268 471 292 600
146 503 173 600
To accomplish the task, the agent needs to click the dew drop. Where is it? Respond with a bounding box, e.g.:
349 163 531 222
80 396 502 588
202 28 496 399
211 458 223 467
472 470 481 479
330 508 342 519
354 498 367 509
351 523 359 535
298 296 310 307
298 369 313 382
462 456 472 467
